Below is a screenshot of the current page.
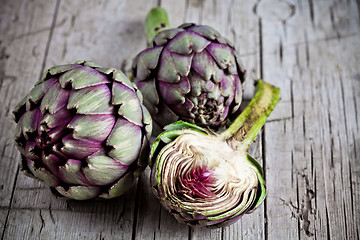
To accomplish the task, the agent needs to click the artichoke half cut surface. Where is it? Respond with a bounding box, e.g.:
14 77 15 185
150 80 280 227
13 61 152 200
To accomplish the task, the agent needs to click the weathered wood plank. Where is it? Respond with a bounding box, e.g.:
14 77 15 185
1 0 359 239
226 0 267 236
2 0 157 239
5 174 137 239
260 0 360 239
45 0 157 73
0 0 58 237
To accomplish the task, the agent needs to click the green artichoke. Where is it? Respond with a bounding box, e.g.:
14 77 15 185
132 8 246 128
13 61 152 200
150 80 280 227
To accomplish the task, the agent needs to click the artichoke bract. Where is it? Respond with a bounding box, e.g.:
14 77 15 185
150 80 280 227
13 61 152 200
132 8 246 128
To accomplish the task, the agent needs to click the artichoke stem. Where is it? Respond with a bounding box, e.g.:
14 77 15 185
220 80 280 151
145 7 170 43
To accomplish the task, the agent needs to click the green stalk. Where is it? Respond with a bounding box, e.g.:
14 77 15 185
145 7 170 43
220 80 280 151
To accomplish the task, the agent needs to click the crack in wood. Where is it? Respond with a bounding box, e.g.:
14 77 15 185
131 178 141 240
0 167 19 240
300 173 315 237
291 150 294 187
66 201 73 212
7 17 67 43
279 169 317 238
296 176 301 240
282 32 359 49
340 76 349 141
308 0 315 25
61 40 67 60
304 30 310 67
352 76 359 130
39 0 61 81
48 204 55 224
279 38 283 64
326 204 331 239
38 210 45 236
70 15 76 28
290 78 295 121
343 202 349 240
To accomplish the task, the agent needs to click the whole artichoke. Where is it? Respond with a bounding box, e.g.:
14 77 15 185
150 80 280 227
13 61 152 200
132 22 246 128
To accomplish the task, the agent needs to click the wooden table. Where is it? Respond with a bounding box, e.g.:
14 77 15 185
1 0 359 239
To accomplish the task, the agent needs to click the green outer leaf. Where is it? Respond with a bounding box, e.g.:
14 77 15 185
152 28 183 46
112 70 134 89
202 189 257 220
157 49 193 83
59 66 110 89
95 67 116 75
163 120 208 133
149 125 207 167
83 152 126 186
112 82 143 126
55 185 101 200
135 47 162 81
73 60 102 68
107 119 142 165
166 30 211 54
246 154 267 211
141 104 153 140
99 172 135 199
35 64 78 85
67 85 113 114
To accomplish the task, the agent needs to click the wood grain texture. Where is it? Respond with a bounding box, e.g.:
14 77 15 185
0 0 359 239
260 0 360 239
0 0 58 237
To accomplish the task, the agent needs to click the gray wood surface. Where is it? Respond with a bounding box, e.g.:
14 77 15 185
0 0 359 239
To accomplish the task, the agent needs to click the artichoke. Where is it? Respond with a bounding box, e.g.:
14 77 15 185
150 80 280 227
13 61 152 200
132 8 246 128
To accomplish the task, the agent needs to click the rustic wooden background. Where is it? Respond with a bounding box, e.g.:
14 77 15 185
1 0 359 239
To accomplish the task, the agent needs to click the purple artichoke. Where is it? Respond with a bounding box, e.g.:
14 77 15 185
132 23 246 128
13 61 152 200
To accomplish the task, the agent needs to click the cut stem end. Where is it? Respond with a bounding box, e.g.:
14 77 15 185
145 7 170 43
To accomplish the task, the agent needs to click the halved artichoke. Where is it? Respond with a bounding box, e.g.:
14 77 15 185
149 80 279 227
